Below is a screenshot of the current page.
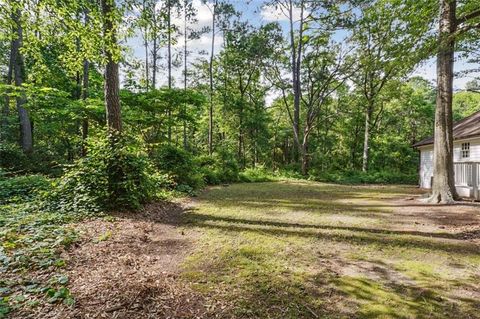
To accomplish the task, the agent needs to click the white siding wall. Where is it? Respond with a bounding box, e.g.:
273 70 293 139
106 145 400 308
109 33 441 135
420 137 480 189
419 146 433 188
453 138 480 162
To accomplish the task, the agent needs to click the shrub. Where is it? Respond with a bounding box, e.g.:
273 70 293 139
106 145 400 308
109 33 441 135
150 144 204 190
196 149 240 185
239 166 274 183
50 134 155 212
0 143 29 173
0 143 63 176
196 155 222 185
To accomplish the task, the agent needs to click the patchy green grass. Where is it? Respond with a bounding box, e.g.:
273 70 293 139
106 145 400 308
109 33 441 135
180 180 480 318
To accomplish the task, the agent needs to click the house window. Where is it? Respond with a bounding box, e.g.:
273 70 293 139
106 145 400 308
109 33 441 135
461 142 470 158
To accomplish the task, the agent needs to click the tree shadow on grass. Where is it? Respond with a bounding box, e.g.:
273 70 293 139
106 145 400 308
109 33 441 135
179 232 479 319
110 197 480 318
179 210 480 255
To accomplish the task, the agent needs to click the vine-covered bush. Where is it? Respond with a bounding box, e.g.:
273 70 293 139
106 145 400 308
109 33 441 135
150 144 204 190
50 134 155 212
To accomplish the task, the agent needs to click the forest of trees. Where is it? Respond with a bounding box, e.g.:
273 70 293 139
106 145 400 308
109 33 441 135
0 0 479 207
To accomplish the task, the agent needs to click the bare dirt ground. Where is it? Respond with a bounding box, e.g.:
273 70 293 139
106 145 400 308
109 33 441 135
26 201 220 319
392 196 480 240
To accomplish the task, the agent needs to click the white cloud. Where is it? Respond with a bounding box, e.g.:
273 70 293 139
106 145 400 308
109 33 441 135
125 0 227 88
260 4 305 22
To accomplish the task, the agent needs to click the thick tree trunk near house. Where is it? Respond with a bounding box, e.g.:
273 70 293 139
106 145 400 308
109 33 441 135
12 9 33 153
362 103 373 172
102 0 122 133
427 0 458 204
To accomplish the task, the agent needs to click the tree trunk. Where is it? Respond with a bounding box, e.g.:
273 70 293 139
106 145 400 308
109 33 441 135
142 0 149 91
183 4 188 150
238 105 243 166
1 37 14 141
300 129 309 175
288 0 304 164
152 37 157 89
102 0 122 133
81 57 90 156
289 1 300 163
144 37 149 91
427 0 458 203
12 9 33 153
167 0 172 142
362 103 373 172
208 0 217 155
301 143 308 175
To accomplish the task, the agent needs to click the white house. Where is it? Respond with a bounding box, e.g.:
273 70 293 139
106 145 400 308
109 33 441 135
414 111 480 199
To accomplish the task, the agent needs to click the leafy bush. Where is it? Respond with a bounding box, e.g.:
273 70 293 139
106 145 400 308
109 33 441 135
0 143 63 176
309 169 418 185
239 166 274 183
196 149 240 185
0 143 29 173
150 144 204 190
196 155 221 185
50 134 155 212
0 175 52 204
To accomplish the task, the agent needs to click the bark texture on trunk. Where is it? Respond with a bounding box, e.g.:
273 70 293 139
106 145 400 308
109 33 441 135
143 0 149 91
102 0 122 133
80 9 90 156
183 6 188 150
1 38 14 141
152 37 157 89
12 9 33 153
362 104 373 172
428 0 458 203
208 0 216 155
167 0 172 142
287 0 305 164
81 58 90 156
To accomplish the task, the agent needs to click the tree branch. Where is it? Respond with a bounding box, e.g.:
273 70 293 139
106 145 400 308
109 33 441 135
456 9 480 25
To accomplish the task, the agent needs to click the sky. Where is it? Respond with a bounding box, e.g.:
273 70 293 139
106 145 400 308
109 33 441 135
125 0 479 94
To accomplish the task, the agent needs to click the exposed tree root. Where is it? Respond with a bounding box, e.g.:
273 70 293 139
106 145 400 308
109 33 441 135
422 190 458 204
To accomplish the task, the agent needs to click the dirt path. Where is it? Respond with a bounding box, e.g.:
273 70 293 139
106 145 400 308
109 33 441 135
45 201 210 319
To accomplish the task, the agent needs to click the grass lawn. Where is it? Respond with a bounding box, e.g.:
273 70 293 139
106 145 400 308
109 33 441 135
3 180 480 318
179 180 480 318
